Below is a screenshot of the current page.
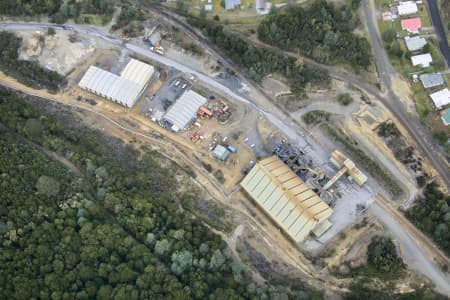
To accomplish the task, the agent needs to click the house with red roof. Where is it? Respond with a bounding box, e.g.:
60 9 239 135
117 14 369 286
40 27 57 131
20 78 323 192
401 17 422 33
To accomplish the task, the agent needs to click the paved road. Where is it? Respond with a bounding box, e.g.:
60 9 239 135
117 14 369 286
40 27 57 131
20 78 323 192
427 0 450 67
362 0 450 189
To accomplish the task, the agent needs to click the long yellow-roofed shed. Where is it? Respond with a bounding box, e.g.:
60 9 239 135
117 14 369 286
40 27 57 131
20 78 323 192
240 156 333 243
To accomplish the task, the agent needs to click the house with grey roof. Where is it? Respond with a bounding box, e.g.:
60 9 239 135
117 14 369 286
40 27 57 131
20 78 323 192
405 36 427 52
419 73 445 89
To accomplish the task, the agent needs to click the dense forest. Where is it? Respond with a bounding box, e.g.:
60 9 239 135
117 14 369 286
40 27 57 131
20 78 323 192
0 31 63 91
0 88 322 299
257 0 372 69
187 17 330 95
406 182 450 257
0 0 115 24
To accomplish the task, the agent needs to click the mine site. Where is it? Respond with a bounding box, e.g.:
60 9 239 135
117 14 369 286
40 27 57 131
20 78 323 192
0 0 449 298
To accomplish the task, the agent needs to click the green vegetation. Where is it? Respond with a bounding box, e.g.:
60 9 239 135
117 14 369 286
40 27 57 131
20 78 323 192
336 93 353 106
0 88 321 299
0 0 61 16
324 125 403 197
302 111 331 125
187 17 330 95
257 0 372 69
367 236 404 274
111 5 146 37
0 0 115 24
0 31 63 92
53 0 115 24
406 181 450 256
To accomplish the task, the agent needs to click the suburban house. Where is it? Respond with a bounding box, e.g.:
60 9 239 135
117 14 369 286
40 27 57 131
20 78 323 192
411 53 433 67
419 73 445 89
405 36 427 51
401 17 422 33
397 1 418 16
430 88 450 109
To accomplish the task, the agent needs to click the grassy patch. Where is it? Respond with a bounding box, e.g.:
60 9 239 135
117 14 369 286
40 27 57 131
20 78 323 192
414 91 433 119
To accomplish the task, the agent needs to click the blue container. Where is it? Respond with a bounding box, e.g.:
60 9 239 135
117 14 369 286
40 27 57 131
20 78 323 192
227 145 237 153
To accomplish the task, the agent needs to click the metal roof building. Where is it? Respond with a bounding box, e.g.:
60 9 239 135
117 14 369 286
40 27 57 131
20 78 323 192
240 156 333 243
430 88 450 109
419 73 444 88
397 1 418 16
78 59 154 108
225 0 241 10
411 53 432 67
405 36 427 52
121 59 155 87
163 90 207 132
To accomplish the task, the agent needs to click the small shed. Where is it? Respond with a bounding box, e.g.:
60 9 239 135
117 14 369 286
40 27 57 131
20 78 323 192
213 145 230 161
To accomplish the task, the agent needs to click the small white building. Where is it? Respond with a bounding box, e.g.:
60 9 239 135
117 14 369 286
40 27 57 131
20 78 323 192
411 53 432 67
430 88 450 109
397 1 418 16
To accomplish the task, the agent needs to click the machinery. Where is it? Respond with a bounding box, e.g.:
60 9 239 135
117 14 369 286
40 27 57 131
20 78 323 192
323 150 368 190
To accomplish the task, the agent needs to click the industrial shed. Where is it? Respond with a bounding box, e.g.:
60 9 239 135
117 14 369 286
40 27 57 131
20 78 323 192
163 90 207 132
240 156 333 243
78 59 154 108
121 59 154 87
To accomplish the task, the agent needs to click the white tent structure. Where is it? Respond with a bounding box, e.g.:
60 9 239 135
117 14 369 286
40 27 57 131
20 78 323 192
163 90 206 132
78 59 154 108
430 88 450 109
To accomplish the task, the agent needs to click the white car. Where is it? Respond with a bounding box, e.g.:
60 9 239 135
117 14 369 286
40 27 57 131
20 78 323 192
182 84 187 89
175 80 180 86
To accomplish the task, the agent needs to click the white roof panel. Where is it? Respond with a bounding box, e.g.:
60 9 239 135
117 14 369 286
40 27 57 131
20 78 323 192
398 1 418 15
241 156 333 243
430 88 450 109
163 90 206 130
411 53 432 67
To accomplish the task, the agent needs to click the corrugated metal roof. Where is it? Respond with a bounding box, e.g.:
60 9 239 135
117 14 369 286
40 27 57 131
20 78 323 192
240 156 333 243
163 90 206 130
411 53 432 67
79 59 154 108
430 88 450 108
121 59 154 87
405 36 427 51
79 66 140 107
419 73 444 88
